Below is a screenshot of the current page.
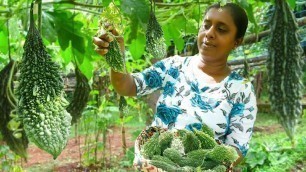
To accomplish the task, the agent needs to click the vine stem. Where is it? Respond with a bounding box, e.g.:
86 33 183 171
37 0 42 33
6 19 11 61
155 1 211 7
6 61 17 108
42 0 104 8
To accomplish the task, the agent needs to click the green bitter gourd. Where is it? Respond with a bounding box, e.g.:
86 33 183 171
146 10 167 59
16 3 71 159
267 0 304 142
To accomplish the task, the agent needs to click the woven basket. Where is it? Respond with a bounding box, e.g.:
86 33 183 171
133 126 168 171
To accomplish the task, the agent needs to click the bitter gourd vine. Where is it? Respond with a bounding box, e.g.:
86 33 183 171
267 0 304 142
16 3 71 159
66 66 91 124
0 60 29 158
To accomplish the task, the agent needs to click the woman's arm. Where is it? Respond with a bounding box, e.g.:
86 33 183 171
110 69 137 96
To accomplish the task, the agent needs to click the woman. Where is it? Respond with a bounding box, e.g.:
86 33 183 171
93 2 257 171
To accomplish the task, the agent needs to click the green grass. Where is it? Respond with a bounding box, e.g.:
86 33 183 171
253 112 279 127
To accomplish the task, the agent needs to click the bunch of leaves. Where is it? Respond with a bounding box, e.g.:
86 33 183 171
0 145 24 172
239 136 306 172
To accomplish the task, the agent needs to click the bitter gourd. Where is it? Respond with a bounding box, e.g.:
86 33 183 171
211 165 227 172
16 3 71 159
163 147 183 163
152 155 177 167
206 145 238 166
181 130 200 153
146 10 167 59
67 66 90 124
149 160 178 172
201 123 214 138
193 129 217 149
267 0 304 141
141 132 161 159
158 130 173 153
97 3 125 73
186 149 209 161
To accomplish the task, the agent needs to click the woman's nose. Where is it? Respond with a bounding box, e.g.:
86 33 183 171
205 27 215 39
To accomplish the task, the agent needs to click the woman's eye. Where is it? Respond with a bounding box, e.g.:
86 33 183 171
218 27 227 32
204 24 210 30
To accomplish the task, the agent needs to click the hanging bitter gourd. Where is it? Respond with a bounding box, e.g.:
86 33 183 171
267 0 304 141
96 3 125 73
67 66 91 124
16 3 71 159
146 10 167 59
0 61 29 158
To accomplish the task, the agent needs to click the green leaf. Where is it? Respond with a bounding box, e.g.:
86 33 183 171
84 35 99 61
42 11 57 43
50 10 85 53
238 2 257 25
60 43 72 66
121 0 150 24
163 23 184 52
73 48 84 65
0 31 8 54
287 0 296 9
102 0 113 6
126 16 139 43
129 33 146 60
78 57 93 80
245 151 267 168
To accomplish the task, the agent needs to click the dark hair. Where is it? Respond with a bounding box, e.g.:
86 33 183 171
205 3 248 39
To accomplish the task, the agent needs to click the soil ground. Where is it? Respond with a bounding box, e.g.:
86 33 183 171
22 126 135 172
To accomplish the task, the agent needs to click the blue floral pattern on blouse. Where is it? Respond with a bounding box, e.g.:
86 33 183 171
156 103 183 125
132 55 257 157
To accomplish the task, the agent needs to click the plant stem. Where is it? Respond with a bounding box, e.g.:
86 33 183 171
6 19 11 61
59 7 101 15
36 0 42 33
42 0 104 8
155 1 210 7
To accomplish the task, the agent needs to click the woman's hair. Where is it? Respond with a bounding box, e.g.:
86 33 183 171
205 3 248 39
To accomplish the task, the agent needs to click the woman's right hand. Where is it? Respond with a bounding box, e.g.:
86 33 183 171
93 25 125 56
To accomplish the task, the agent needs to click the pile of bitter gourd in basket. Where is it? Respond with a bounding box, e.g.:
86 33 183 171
140 124 239 172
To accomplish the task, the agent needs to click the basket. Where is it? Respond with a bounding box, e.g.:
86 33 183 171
133 126 233 172
133 126 167 171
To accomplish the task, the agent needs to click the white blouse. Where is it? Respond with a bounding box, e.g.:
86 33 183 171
132 55 257 156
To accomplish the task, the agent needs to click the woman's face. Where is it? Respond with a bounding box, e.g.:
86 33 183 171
197 8 239 63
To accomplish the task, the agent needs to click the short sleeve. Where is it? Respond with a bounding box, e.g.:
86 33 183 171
131 56 179 96
225 81 257 157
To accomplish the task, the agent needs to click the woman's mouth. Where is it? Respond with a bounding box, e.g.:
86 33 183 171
202 41 216 49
